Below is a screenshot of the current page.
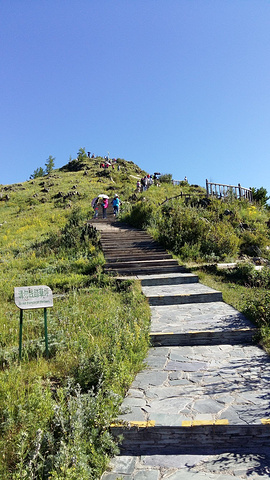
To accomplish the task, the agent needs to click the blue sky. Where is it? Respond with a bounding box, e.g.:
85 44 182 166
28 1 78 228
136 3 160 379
1 0 270 194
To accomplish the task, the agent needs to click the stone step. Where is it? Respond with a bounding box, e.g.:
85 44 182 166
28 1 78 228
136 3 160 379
102 449 270 480
138 273 198 286
150 328 257 346
104 265 187 276
101 233 153 239
101 231 158 236
110 423 270 454
149 301 257 346
111 343 270 453
142 283 223 305
90 217 116 223
101 240 162 248
105 253 172 262
102 245 167 253
102 241 160 247
104 259 180 269
100 229 152 235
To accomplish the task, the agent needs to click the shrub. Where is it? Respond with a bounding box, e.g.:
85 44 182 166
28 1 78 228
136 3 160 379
158 173 172 184
201 223 240 260
239 230 268 257
124 199 156 229
244 291 270 327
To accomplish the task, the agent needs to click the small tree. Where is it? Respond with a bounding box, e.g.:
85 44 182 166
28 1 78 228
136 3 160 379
45 155 55 175
77 148 88 162
159 173 173 184
30 167 45 179
251 187 270 207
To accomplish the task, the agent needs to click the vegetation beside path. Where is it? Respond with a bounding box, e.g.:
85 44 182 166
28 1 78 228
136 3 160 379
0 155 150 479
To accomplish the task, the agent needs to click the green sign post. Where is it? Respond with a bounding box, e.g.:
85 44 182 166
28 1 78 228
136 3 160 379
14 285 53 360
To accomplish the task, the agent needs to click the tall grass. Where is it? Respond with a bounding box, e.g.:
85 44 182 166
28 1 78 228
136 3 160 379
0 161 151 479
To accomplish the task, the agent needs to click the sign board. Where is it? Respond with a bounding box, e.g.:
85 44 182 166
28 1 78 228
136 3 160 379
14 285 53 310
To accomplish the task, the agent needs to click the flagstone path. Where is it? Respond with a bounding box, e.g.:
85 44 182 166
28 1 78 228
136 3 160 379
91 218 270 480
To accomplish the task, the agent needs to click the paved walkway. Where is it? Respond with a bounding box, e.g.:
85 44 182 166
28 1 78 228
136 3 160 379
93 222 270 480
103 451 270 480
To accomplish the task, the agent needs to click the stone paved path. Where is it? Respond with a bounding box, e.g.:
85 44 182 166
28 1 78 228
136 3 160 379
92 221 270 480
103 451 270 480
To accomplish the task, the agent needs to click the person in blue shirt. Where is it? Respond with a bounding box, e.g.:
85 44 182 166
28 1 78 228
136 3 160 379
112 194 121 217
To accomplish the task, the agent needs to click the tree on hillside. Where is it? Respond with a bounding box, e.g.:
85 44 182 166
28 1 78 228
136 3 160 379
159 173 173 184
252 187 270 207
45 155 55 175
30 166 45 179
77 147 88 162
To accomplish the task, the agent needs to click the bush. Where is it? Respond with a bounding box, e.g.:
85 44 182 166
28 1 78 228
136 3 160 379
156 203 239 261
201 223 240 260
124 199 156 229
158 173 172 184
239 230 269 257
244 291 270 327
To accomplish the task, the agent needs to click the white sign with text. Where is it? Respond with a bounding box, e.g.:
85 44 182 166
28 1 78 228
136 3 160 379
14 285 53 310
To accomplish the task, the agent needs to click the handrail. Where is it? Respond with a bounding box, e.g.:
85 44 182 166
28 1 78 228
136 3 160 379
206 179 253 201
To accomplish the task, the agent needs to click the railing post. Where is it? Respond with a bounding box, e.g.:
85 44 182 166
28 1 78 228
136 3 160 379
238 183 242 199
206 179 209 198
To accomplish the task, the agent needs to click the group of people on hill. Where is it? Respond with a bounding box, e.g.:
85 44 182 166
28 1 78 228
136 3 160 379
99 158 120 171
92 194 121 219
137 174 156 192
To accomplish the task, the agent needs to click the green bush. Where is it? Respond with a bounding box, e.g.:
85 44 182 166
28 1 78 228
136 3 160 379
156 204 239 261
223 263 270 288
201 223 240 260
244 291 270 327
158 173 172 184
239 230 269 257
124 199 156 229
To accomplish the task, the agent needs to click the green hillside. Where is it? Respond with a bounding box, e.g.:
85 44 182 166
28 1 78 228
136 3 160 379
1 152 270 479
0 154 149 480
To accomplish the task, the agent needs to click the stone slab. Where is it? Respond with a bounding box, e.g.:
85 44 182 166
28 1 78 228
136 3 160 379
141 283 222 298
102 450 270 480
138 273 198 286
149 302 255 334
115 344 270 426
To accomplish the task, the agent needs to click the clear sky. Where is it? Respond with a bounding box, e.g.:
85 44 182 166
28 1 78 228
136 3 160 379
1 0 270 193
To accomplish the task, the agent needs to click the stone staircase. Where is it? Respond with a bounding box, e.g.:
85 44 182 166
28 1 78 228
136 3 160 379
100 227 187 276
92 220 270 479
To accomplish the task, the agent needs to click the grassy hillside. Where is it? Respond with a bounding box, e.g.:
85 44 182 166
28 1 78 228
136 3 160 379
0 156 150 480
1 155 270 478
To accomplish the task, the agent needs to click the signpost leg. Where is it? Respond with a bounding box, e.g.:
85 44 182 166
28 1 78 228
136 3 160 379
44 308 49 358
19 309 23 361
